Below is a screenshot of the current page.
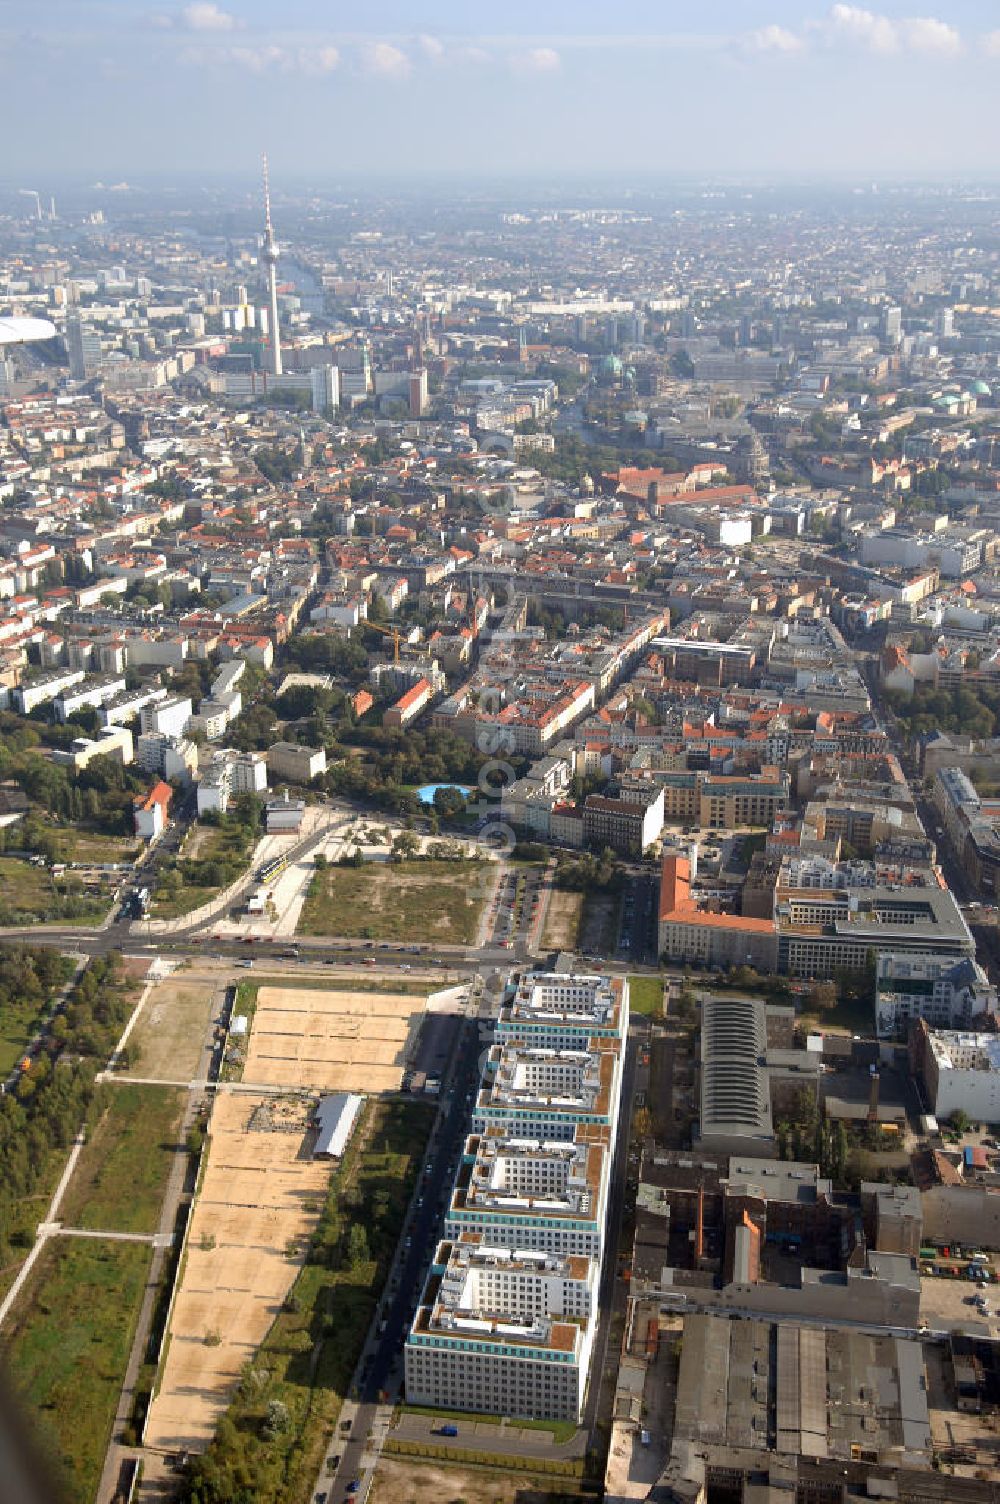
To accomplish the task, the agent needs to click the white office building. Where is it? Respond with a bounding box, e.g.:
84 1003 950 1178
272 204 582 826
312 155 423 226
405 1241 597 1423
472 1042 622 1151
445 1129 610 1260
405 969 625 1424
496 971 629 1051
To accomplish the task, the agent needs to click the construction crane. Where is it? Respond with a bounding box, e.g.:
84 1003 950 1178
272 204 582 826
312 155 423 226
365 620 430 664
18 190 42 221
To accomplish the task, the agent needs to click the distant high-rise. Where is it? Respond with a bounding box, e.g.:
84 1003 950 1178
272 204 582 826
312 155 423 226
66 315 102 380
880 304 902 345
935 307 955 339
261 154 282 377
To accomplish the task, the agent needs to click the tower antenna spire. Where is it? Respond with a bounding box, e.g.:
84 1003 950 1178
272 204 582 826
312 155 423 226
260 152 282 377
262 151 273 233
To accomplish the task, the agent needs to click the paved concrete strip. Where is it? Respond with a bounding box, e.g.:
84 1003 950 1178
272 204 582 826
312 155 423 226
53 1227 158 1245
105 979 155 1073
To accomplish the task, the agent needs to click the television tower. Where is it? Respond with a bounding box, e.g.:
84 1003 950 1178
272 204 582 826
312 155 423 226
261 153 282 376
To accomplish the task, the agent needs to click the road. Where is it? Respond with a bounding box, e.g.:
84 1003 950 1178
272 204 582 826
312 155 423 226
583 1022 639 1442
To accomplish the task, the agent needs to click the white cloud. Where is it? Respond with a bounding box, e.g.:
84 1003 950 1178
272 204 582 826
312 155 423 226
821 6 960 56
219 44 339 75
745 24 803 54
900 17 961 56
416 33 445 62
511 46 561 74
364 41 411 78
826 4 898 52
226 44 285 72
182 2 235 32
986 30 1000 56
299 45 340 76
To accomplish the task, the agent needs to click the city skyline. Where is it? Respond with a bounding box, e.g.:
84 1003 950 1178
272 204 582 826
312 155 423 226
4 0 1000 178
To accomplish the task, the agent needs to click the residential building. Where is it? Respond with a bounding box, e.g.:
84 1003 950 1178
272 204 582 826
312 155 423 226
912 1023 1000 1123
140 695 193 740
266 741 327 784
134 780 171 840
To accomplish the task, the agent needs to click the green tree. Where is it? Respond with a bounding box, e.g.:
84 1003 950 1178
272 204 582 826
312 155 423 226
347 1223 370 1269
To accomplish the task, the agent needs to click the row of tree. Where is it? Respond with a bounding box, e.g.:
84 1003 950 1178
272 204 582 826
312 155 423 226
0 951 130 1268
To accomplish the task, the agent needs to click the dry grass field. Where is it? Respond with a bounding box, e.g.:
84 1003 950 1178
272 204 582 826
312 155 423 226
541 889 583 951
242 985 425 1093
144 1093 330 1457
123 980 218 1081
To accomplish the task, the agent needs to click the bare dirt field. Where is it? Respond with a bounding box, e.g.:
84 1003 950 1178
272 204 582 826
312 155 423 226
123 980 218 1081
372 1456 580 1504
144 1093 331 1458
243 985 426 1093
541 889 583 951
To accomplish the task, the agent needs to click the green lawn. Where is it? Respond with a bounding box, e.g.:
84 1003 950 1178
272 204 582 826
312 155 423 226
57 1083 186 1235
398 1402 578 1446
0 856 107 927
0 995 46 1079
628 975 664 1017
297 859 487 944
2 1239 152 1504
181 1098 435 1504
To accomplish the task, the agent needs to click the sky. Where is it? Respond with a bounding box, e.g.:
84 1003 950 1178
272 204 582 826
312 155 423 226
3 1 1000 182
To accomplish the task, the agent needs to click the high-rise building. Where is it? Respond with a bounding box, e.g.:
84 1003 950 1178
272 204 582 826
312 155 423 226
66 315 102 380
880 305 902 345
261 154 282 377
935 306 955 339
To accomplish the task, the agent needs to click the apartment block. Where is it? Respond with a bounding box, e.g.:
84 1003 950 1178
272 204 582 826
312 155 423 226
136 731 198 783
197 749 268 815
140 695 193 740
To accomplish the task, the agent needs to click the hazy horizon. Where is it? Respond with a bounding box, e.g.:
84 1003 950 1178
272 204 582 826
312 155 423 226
4 0 1000 180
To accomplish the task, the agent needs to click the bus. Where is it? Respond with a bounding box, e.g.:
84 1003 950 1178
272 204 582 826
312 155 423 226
257 855 288 885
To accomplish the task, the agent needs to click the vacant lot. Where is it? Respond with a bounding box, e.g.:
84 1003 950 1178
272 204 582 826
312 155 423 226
123 979 218 1081
177 1098 434 1504
2 1238 152 1504
629 975 664 1017
372 1457 585 1504
542 888 583 951
0 856 106 927
242 985 425 1093
145 1092 332 1457
298 859 486 944
578 889 619 954
57 1083 186 1235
